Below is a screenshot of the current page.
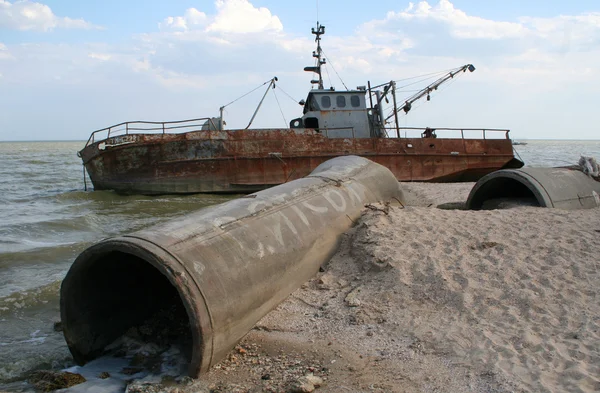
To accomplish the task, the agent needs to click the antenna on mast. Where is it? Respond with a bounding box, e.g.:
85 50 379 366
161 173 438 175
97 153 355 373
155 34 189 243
303 22 326 90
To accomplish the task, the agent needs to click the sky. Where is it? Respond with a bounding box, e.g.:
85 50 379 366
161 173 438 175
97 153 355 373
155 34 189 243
0 0 598 141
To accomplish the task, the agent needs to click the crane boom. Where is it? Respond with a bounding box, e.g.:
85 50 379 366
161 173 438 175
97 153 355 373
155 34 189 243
385 64 476 122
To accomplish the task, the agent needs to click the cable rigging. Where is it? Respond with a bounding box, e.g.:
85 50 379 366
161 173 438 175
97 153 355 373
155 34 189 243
220 78 275 110
321 49 348 91
272 90 288 127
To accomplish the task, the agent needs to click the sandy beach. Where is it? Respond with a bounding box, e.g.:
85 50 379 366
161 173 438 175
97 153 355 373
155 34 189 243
167 182 600 393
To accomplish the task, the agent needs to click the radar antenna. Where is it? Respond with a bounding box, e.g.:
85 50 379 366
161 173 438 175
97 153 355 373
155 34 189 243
303 22 326 90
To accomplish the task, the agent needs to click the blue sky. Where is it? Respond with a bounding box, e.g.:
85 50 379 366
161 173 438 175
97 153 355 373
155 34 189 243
0 0 599 140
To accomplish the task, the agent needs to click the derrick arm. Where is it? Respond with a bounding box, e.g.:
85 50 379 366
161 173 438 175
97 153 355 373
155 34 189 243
385 64 476 121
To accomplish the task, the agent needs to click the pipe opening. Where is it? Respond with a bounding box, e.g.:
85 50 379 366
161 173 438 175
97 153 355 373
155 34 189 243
62 250 193 372
469 177 540 210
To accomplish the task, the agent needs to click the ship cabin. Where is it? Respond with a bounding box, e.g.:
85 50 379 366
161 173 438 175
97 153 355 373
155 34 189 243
290 88 383 139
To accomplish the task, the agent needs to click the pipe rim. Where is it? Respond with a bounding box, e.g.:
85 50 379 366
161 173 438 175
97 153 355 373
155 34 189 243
466 169 552 209
60 237 213 376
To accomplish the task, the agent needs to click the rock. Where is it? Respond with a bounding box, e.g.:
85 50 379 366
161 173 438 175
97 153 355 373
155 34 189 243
179 380 211 393
126 381 211 393
121 367 144 375
370 257 391 271
52 321 63 332
317 273 336 290
98 371 110 379
304 374 323 387
288 374 323 393
344 286 362 307
28 370 86 392
126 381 163 393
288 379 314 393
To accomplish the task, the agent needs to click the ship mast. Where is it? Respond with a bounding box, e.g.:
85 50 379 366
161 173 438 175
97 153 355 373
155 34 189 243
304 22 326 90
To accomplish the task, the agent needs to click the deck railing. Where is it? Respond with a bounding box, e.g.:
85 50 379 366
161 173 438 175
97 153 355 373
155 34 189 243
84 120 511 148
386 127 510 140
84 118 219 147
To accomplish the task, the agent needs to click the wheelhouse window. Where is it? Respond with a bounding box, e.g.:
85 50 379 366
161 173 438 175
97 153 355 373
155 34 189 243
321 96 331 108
336 95 346 108
304 95 320 114
351 95 360 108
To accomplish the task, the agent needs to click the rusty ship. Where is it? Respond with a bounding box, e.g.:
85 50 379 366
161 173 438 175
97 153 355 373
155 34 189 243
78 22 523 195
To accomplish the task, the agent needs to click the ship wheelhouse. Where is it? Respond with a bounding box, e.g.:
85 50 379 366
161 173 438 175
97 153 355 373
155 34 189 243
290 89 378 138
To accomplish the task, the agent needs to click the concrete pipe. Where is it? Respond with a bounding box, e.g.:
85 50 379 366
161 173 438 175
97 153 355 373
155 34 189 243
60 155 403 377
466 167 600 210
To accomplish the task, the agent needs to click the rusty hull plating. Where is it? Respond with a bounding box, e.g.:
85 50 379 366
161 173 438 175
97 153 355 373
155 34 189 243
60 156 404 376
79 127 521 195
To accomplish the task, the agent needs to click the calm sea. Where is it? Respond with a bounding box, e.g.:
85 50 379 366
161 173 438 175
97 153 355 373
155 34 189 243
0 139 598 389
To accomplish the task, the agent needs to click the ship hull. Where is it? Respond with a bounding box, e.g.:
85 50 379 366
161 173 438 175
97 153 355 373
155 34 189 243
79 128 523 195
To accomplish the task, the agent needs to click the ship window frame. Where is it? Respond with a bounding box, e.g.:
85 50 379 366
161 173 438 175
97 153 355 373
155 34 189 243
336 95 346 108
350 95 360 108
321 96 331 109
305 95 320 114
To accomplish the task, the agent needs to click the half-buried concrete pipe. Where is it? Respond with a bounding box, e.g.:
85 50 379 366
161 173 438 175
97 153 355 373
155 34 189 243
466 167 600 210
60 155 403 377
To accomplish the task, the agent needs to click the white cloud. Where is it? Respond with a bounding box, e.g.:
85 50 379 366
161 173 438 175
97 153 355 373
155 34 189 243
159 8 207 31
88 52 111 61
0 42 14 59
160 0 282 34
207 0 282 33
384 0 528 39
369 1 600 56
135 0 302 89
519 13 600 52
0 0 101 31
521 13 600 37
88 0 600 97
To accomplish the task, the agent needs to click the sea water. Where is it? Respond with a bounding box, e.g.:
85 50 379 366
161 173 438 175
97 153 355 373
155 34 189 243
0 141 235 390
0 139 598 391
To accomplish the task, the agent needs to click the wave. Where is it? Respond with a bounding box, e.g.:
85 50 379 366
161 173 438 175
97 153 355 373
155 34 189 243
0 280 61 316
55 189 136 202
0 241 85 270
18 159 52 165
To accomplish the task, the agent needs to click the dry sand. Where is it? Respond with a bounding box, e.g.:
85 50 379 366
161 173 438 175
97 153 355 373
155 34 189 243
141 183 600 393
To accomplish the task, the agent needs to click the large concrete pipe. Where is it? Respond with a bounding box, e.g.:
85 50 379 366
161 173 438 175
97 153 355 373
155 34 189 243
60 156 403 377
466 167 600 210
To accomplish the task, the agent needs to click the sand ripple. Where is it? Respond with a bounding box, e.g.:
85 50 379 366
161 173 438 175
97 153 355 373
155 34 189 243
349 203 600 392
